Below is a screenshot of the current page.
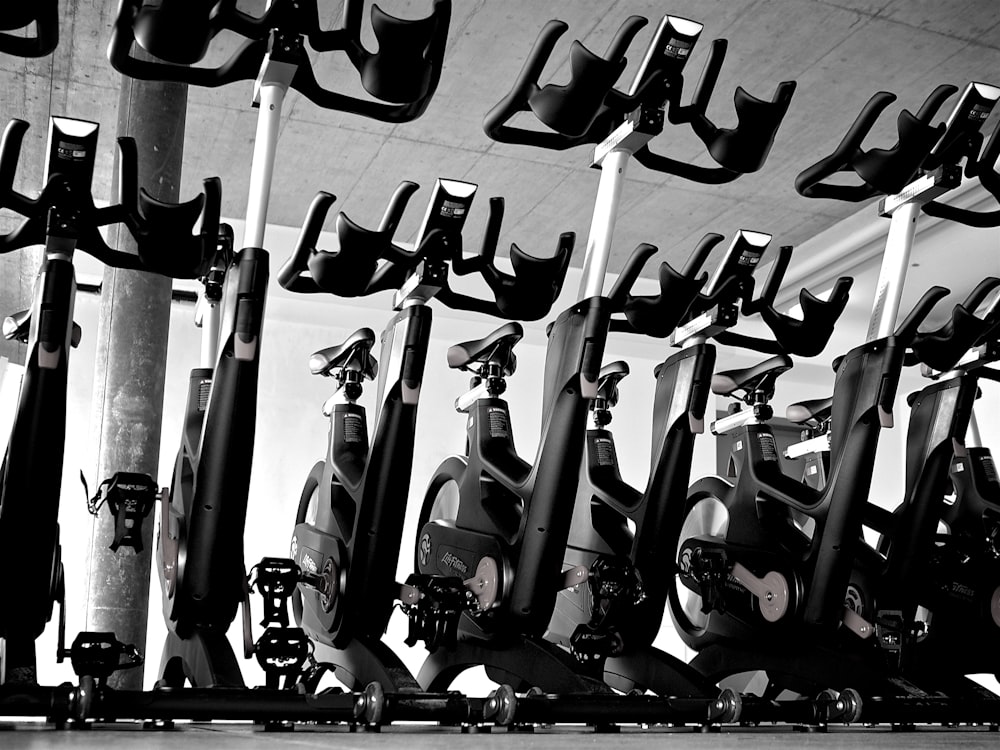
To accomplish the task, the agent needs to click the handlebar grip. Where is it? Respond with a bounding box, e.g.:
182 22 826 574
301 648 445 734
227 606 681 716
483 17 647 150
0 119 34 216
483 20 569 143
682 232 724 278
894 285 950 343
794 91 896 200
923 118 1000 228
377 180 420 235
796 85 957 201
758 276 853 357
345 0 450 105
276 191 336 293
910 277 1000 371
0 1 58 58
742 245 792 316
452 196 502 275
612 235 724 338
441 232 574 321
607 243 658 303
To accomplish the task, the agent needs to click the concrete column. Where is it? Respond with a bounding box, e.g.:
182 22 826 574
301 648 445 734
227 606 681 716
85 49 188 690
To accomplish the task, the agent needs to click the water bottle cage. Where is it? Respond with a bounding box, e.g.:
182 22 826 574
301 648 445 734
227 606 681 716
248 557 303 627
85 471 159 553
108 0 451 123
0 1 58 58
400 573 478 653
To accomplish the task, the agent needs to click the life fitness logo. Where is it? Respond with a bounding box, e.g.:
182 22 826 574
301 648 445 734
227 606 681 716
418 533 432 567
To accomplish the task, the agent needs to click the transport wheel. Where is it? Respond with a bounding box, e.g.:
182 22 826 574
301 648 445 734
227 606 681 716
362 681 386 725
290 461 325 625
668 478 732 647
488 684 518 726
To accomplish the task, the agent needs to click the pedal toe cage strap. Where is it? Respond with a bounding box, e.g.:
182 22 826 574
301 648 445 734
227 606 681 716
0 1 58 58
109 0 451 122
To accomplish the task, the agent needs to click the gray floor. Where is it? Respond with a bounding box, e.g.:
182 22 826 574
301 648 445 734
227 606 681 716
3 723 1000 749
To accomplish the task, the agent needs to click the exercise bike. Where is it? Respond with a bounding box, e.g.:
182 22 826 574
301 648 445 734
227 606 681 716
549 232 853 696
670 81 1000 703
0 116 220 686
413 12 796 695
107 0 452 688
278 177 572 692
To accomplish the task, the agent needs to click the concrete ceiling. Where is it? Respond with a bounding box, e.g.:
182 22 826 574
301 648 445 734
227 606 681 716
1 0 999 282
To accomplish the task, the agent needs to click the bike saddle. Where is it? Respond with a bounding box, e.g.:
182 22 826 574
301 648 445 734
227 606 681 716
2 309 82 348
786 396 833 427
711 353 793 399
446 322 523 375
596 361 629 406
309 327 378 379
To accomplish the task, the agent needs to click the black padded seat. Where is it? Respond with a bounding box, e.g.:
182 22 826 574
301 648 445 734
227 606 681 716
447 322 523 372
712 354 793 397
3 308 82 347
786 396 833 425
597 361 629 405
310 327 377 378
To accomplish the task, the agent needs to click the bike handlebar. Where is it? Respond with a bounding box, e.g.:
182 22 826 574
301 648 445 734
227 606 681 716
795 85 956 201
909 277 1000 371
739 245 854 357
0 119 221 275
607 234 720 337
923 118 1000 228
442 197 573 321
278 184 574 321
0 2 58 58
108 0 450 123
484 15 795 183
894 286 951 344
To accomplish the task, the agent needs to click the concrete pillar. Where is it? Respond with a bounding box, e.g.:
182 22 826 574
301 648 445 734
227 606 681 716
85 48 188 690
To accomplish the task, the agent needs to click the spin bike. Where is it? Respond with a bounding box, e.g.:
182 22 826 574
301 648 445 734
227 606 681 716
670 81 1000 704
278 177 572 692
549 231 853 696
840 112 1000 685
0 116 220 686
108 0 451 688
413 12 796 696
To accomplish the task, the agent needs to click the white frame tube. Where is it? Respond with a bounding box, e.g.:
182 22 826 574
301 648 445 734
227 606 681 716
578 149 630 300
243 82 287 250
867 201 921 342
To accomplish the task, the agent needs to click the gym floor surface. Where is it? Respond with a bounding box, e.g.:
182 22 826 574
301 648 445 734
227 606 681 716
3 723 1000 749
